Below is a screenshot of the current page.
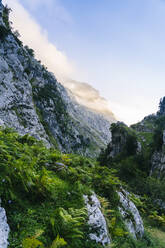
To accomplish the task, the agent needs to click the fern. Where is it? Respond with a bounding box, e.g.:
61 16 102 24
50 235 67 248
52 207 87 242
22 237 44 248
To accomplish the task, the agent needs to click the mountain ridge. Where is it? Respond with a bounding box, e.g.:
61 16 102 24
0 2 116 157
1 2 165 248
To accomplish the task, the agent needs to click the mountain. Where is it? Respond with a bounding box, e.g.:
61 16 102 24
1 2 165 248
98 98 165 246
0 3 115 158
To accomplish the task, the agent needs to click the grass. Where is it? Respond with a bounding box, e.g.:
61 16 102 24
146 227 165 248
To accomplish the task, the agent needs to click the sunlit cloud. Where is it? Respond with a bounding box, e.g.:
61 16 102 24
4 0 75 80
3 0 117 121
3 0 116 122
63 79 116 121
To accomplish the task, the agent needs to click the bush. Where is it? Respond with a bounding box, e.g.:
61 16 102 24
24 45 35 57
0 25 9 40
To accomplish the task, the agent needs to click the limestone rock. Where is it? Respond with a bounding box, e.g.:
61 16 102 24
150 151 165 177
0 200 10 248
118 189 144 239
103 122 139 160
83 193 111 246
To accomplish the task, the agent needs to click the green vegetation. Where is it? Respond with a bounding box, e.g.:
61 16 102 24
98 120 165 247
0 127 119 247
0 5 12 41
152 116 165 151
24 45 35 57
0 125 165 247
2 5 11 29
0 24 9 40
1 3 165 246
32 82 93 153
147 227 165 247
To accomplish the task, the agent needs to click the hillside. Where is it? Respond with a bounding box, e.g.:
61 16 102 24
98 98 165 247
1 1 165 248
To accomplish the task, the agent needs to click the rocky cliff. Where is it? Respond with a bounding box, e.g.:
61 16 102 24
1 2 165 247
0 3 115 157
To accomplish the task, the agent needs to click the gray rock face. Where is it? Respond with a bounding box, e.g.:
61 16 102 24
137 141 142 153
163 130 165 145
0 118 4 126
104 122 139 160
150 151 165 177
0 200 10 248
83 194 111 246
118 189 144 239
0 46 50 145
0 5 115 157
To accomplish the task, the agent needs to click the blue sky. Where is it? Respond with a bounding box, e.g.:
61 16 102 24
4 0 165 124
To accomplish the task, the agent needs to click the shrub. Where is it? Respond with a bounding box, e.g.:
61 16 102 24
24 45 35 57
0 25 9 40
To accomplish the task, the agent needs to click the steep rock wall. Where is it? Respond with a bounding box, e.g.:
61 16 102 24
0 4 115 157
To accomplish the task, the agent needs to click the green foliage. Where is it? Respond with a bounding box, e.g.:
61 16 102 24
50 235 67 248
98 197 128 239
52 207 87 246
0 125 164 248
22 230 44 248
158 97 165 115
0 127 121 248
24 45 35 57
152 116 165 150
147 227 165 248
125 134 138 156
99 122 138 165
111 122 138 157
149 211 165 228
0 25 10 40
2 5 12 29
143 177 165 201
22 238 43 248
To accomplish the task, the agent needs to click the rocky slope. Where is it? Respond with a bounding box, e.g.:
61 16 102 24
130 98 165 177
1 2 165 247
0 126 148 248
0 2 115 157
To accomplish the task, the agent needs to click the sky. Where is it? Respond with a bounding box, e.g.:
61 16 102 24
4 0 165 125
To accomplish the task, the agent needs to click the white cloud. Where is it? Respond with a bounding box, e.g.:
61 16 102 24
3 0 117 122
63 79 116 121
4 0 75 80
